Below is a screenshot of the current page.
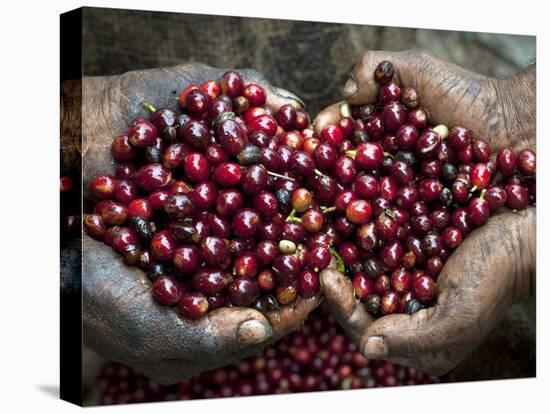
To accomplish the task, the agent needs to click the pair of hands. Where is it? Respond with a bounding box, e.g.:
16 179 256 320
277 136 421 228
62 49 535 383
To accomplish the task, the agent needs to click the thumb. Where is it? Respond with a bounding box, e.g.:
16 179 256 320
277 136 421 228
359 305 469 375
343 50 413 105
203 307 274 351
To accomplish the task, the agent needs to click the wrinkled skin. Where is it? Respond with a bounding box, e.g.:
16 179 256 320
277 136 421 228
61 63 319 384
317 49 536 376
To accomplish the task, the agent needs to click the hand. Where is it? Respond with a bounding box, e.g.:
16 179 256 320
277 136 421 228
316 49 536 376
61 63 320 384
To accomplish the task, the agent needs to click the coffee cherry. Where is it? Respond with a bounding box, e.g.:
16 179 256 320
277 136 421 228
298 269 320 298
412 274 436 304
152 275 181 306
516 149 536 175
90 174 116 199
228 278 259 306
346 200 372 224
179 292 209 319
505 183 529 210
128 119 157 148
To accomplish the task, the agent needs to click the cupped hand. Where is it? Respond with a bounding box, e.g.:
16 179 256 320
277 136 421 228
317 49 536 376
321 208 535 376
62 64 319 384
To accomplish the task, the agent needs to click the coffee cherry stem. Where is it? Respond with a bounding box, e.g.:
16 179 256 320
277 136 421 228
480 189 487 200
321 206 337 215
329 247 346 273
345 150 356 159
286 209 297 222
266 170 296 182
142 101 157 113
383 151 395 160
314 168 325 177
470 185 478 194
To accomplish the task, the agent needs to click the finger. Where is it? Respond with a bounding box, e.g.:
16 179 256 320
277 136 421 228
314 102 344 136
201 306 273 350
344 50 409 105
320 268 373 343
266 86 305 111
239 69 305 111
265 293 322 338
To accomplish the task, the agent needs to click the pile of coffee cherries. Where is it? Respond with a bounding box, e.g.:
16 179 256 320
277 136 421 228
85 61 536 319
96 306 439 405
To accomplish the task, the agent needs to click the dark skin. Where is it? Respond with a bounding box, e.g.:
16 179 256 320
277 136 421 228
315 49 536 376
61 63 319 385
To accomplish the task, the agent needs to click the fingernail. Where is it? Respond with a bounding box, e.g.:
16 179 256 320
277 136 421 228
363 336 388 359
343 78 357 98
237 320 272 347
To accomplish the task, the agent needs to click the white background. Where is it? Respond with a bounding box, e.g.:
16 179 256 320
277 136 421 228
0 0 546 412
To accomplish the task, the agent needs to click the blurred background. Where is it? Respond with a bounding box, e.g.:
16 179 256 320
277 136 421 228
78 6 536 405
82 7 535 115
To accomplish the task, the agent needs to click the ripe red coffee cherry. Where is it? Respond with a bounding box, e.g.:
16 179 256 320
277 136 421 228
234 252 259 278
232 209 262 238
243 83 267 107
516 149 536 175
468 196 490 226
447 126 471 150
355 142 384 169
379 82 401 104
471 163 491 189
380 291 400 315
150 230 177 261
200 236 230 266
83 214 106 240
485 185 507 211
352 272 375 301
277 104 297 130
184 152 210 183
321 125 344 148
220 71 244 98
391 268 412 294
228 278 259 306
152 275 181 306
111 135 137 161
248 114 278 138
418 179 442 202
213 162 242 186
412 274 436 304
346 199 372 224
90 174 116 199
497 148 517 176
134 163 172 192
185 89 210 116
127 198 153 220
173 244 201 274
128 118 157 148
201 79 221 100
374 61 394 83
179 292 209 319
442 226 462 249
298 269 320 298
382 101 406 131
505 184 529 210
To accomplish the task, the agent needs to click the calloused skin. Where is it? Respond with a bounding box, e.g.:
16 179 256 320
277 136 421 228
316 49 536 375
61 63 319 384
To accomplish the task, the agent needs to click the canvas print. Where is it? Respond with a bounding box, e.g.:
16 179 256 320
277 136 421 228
60 7 536 406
